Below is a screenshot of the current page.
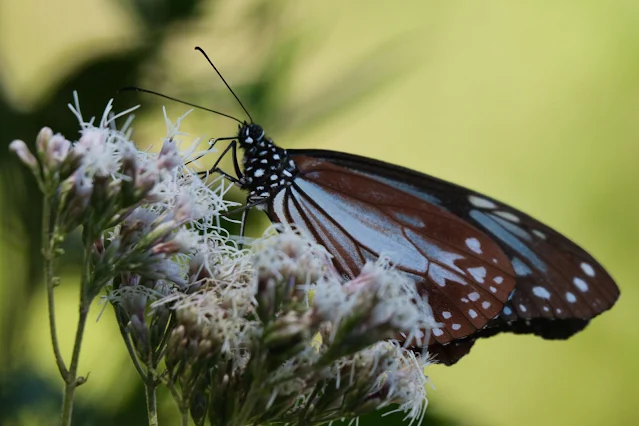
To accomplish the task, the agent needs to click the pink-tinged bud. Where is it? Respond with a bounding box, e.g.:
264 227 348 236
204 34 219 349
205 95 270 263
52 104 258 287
74 167 94 201
158 137 182 170
152 229 198 256
151 240 182 255
35 127 53 157
173 195 194 223
134 166 158 198
9 140 38 169
46 134 71 169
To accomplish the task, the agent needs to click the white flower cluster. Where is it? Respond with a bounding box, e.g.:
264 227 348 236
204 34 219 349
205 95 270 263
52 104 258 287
11 93 435 426
160 226 434 426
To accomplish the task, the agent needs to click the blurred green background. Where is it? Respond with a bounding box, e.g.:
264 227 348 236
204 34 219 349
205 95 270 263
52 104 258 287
1 0 638 425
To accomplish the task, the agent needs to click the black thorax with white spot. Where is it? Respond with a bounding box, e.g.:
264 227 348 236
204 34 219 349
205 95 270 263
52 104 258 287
238 123 298 204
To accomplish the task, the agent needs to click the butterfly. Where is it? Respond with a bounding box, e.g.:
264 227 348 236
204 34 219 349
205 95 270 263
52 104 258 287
125 47 620 365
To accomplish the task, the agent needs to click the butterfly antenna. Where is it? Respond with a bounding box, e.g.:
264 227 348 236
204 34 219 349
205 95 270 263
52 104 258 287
118 86 244 124
195 46 254 123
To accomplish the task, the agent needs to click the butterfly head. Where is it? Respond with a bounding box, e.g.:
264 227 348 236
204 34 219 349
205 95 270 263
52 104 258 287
236 122 298 201
238 123 265 148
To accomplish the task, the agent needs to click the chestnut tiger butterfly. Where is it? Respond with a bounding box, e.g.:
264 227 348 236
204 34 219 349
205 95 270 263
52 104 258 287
124 47 620 365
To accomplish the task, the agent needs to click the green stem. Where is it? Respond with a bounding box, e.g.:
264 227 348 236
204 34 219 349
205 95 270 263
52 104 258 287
145 374 159 426
180 406 189 426
42 197 68 379
60 242 93 426
165 377 188 426
115 309 148 381
60 302 89 426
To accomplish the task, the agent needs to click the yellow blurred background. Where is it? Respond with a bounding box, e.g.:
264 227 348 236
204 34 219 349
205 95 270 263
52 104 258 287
1 0 638 425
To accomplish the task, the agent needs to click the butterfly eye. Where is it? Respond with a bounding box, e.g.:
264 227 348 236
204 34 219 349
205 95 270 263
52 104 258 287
247 124 264 141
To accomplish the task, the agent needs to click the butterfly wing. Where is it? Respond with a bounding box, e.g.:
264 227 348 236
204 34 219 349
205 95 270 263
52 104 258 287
267 154 519 351
280 149 619 364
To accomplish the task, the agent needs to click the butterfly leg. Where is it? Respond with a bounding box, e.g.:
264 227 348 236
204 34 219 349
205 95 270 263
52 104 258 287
239 207 250 249
198 139 243 184
201 140 256 247
184 136 231 168
218 201 261 250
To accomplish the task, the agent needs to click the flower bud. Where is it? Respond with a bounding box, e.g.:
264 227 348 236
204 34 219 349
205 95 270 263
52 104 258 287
130 314 150 358
56 168 93 233
119 150 139 204
158 137 181 171
149 304 172 353
263 311 313 365
134 166 158 200
35 126 53 158
254 229 328 323
9 140 38 170
45 134 71 170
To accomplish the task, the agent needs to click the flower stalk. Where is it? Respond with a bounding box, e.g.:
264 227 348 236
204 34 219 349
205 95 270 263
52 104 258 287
42 196 68 380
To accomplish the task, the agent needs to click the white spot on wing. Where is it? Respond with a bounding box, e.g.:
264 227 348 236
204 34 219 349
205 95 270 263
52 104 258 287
581 262 595 277
494 210 520 223
503 306 513 315
468 309 478 319
519 304 527 313
532 286 551 300
469 210 548 272
512 257 533 276
494 276 504 284
254 169 265 178
469 195 497 209
468 266 487 283
490 286 497 293
442 311 452 319
452 323 461 330
429 264 467 287
566 292 577 303
574 277 589 292
468 292 480 302
482 301 491 309
533 229 547 239
465 237 482 254
433 328 443 337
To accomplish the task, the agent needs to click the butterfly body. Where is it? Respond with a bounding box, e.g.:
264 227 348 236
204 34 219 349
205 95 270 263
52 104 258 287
238 123 298 205
232 121 619 365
